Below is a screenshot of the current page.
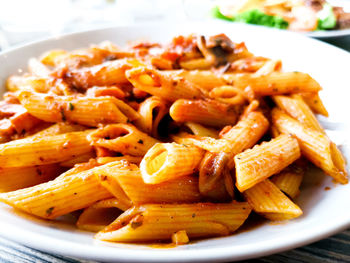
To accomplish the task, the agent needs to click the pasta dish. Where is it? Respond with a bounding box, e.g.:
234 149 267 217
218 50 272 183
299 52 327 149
0 33 347 245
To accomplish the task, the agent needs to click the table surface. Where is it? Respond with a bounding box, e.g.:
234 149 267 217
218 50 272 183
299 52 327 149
1 229 350 263
0 18 349 263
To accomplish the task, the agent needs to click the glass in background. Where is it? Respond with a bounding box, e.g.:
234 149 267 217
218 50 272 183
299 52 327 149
0 0 186 50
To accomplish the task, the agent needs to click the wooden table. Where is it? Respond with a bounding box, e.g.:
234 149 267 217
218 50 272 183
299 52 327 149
1 229 350 263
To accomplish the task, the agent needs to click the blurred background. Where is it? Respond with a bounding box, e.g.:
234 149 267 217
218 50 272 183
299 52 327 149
0 0 349 52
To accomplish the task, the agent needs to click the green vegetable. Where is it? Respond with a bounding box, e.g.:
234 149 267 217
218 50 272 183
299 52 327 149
211 6 234 22
235 9 288 29
317 3 336 30
212 7 289 29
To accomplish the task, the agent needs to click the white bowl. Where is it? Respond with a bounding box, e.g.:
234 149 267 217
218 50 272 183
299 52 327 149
0 22 350 262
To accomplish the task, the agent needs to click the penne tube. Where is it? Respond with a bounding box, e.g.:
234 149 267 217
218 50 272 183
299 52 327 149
150 57 173 70
235 134 301 192
301 92 329 117
179 58 213 70
0 164 63 193
271 108 348 184
28 58 51 77
172 132 232 153
0 130 93 167
140 143 204 184
199 152 234 201
253 59 282 76
6 74 72 95
273 94 324 133
229 57 270 74
239 100 260 120
270 125 281 138
126 67 207 101
93 162 132 207
6 75 42 92
18 91 138 126
235 72 322 95
77 198 131 232
59 151 96 167
85 85 126 99
184 122 219 138
93 160 200 204
39 49 67 66
220 111 269 168
133 96 169 138
57 159 101 179
174 70 226 91
243 179 303 220
0 167 113 219
209 85 246 105
95 202 252 242
170 99 238 127
97 156 142 165
271 164 304 199
41 43 134 68
65 58 138 89
88 124 159 156
197 112 269 200
28 122 86 139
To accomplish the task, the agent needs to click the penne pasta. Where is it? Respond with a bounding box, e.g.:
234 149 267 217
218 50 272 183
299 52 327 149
253 59 282 76
95 202 252 242
133 96 169 138
273 94 324 133
235 134 301 192
18 90 139 126
172 132 232 153
88 124 159 156
77 198 131 232
28 58 51 77
28 122 86 139
301 92 329 117
126 67 207 101
59 151 96 167
272 108 348 184
220 111 269 168
235 72 322 95
0 130 92 167
243 179 303 220
0 33 347 246
209 85 246 105
65 58 139 89
140 143 204 184
93 162 132 207
0 167 113 219
184 122 219 138
179 58 213 70
199 152 234 201
170 99 238 127
0 164 63 193
6 74 73 95
174 70 226 91
271 163 304 199
57 159 101 179
92 160 200 204
97 156 142 165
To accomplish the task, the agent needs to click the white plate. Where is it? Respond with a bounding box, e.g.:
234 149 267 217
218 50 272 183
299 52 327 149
307 0 350 39
207 0 350 39
0 22 350 263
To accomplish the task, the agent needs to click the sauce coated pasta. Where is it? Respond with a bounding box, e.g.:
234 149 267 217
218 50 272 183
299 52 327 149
0 34 347 245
